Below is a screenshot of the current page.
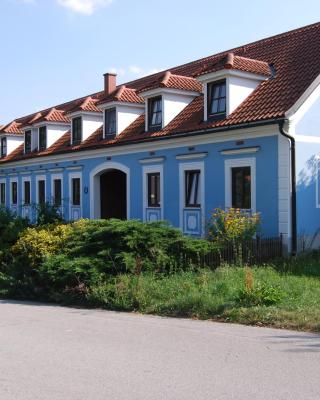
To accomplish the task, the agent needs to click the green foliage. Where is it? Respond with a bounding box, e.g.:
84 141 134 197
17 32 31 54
237 283 284 306
34 202 64 225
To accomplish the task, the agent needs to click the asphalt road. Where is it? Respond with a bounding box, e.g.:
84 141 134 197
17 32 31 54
0 300 319 400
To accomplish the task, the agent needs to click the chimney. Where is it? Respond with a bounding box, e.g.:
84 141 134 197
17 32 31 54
104 72 117 94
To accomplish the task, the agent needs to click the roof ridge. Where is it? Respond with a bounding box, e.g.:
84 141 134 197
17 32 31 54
114 85 126 100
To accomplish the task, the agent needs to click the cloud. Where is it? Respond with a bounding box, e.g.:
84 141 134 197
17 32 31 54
57 0 113 15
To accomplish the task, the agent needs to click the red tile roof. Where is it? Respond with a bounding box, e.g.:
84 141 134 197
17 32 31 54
1 121 23 135
98 85 144 105
68 96 102 114
138 71 202 93
0 22 320 163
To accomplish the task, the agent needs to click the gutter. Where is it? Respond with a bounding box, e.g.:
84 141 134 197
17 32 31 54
279 120 297 255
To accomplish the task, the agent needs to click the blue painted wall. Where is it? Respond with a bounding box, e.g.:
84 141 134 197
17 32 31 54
1 134 279 237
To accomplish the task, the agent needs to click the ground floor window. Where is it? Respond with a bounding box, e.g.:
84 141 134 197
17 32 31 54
72 177 81 206
185 170 201 207
24 181 31 205
38 180 45 204
11 181 17 205
231 166 251 209
147 172 160 207
53 179 62 206
0 183 5 205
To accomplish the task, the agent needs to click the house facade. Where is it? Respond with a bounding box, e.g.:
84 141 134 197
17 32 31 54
0 22 320 253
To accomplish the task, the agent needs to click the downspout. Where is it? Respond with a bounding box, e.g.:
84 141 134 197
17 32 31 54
279 120 297 255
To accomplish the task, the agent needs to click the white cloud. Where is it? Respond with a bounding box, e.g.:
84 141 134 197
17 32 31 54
57 0 113 15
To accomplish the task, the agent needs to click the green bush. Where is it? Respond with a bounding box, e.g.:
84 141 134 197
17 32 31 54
34 202 64 225
236 283 284 306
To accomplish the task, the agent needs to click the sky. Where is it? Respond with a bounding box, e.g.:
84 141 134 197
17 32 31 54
0 0 319 124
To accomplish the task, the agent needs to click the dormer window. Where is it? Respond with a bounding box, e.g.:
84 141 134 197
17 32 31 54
207 80 226 120
1 137 7 158
148 96 162 131
72 117 82 145
104 108 116 137
39 126 47 151
25 130 32 153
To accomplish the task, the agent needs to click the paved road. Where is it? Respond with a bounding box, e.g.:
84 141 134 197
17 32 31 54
0 300 319 400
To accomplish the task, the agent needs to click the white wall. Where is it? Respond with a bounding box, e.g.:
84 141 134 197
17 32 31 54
116 105 144 135
6 136 24 155
46 124 70 149
81 114 103 142
228 75 261 115
162 92 195 127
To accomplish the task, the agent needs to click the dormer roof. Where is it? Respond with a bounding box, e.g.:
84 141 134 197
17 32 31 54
196 53 271 78
98 85 144 105
138 71 202 94
0 121 23 135
68 96 102 114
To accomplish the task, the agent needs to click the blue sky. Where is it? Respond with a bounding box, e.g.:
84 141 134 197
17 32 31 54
0 0 319 124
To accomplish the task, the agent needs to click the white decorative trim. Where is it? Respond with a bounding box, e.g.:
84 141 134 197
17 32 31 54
139 87 200 99
197 69 267 83
220 146 260 155
68 111 102 118
179 161 205 234
69 171 82 220
0 124 279 169
176 152 208 160
89 161 130 219
48 168 64 173
34 169 46 174
66 166 83 171
224 157 256 212
142 164 164 221
139 156 165 164
98 101 145 110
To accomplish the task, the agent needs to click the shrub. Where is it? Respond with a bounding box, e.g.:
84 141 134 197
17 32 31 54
34 202 64 225
236 283 284 306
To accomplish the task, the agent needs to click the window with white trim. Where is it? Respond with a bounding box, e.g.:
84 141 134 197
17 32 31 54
38 179 45 204
72 177 81 206
185 170 201 207
11 181 17 205
104 108 116 137
1 137 7 158
72 117 82 145
53 179 62 206
24 180 31 205
0 182 5 205
147 172 160 207
231 166 251 209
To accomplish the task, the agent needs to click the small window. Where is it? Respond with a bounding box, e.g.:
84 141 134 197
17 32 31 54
0 183 6 205
147 172 160 207
38 180 45 204
207 80 226 119
25 130 32 153
24 181 31 205
53 179 62 206
1 137 7 158
104 108 116 137
185 170 201 207
39 126 47 151
72 117 82 145
11 181 17 205
148 96 162 130
231 166 251 209
72 178 80 206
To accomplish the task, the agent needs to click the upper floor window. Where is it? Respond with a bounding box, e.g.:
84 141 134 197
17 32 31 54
1 137 7 158
25 130 32 154
185 170 201 208
72 117 82 145
207 80 226 120
148 96 162 131
104 108 116 137
0 183 6 205
147 172 160 207
39 126 47 151
231 166 251 209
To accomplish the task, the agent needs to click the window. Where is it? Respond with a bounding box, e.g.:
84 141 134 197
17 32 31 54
231 166 251 209
24 181 31 205
1 137 7 158
0 183 5 205
53 179 62 206
72 178 80 206
25 130 32 153
39 126 47 151
185 170 201 207
148 97 162 130
147 173 160 207
72 117 82 145
104 108 116 136
207 80 226 119
11 181 17 205
38 180 45 204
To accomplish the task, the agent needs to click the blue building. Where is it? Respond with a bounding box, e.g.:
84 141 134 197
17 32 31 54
0 22 320 254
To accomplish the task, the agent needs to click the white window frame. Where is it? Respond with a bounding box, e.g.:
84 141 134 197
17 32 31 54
9 177 18 206
142 164 164 221
36 175 46 204
224 157 256 212
69 171 82 219
21 176 31 205
103 107 117 138
51 173 63 206
179 161 205 230
0 178 6 206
